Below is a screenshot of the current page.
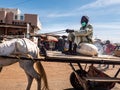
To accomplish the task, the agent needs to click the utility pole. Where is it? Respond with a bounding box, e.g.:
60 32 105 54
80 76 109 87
27 23 30 38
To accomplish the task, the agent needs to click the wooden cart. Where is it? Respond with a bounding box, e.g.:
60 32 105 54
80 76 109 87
1 51 120 90
45 51 120 90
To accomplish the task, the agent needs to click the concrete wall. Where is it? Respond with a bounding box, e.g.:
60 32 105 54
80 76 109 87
0 11 6 23
6 12 14 24
24 14 37 26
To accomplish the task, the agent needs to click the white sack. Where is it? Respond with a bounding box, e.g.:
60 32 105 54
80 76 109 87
76 43 98 56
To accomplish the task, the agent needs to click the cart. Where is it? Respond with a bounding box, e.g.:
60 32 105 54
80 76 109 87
1 51 120 90
45 51 120 90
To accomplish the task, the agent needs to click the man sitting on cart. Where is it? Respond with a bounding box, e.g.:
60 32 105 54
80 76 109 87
65 15 93 54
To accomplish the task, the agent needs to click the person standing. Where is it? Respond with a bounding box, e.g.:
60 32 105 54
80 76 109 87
67 30 75 52
105 40 115 55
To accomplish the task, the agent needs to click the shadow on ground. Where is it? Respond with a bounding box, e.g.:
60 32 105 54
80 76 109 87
64 88 75 90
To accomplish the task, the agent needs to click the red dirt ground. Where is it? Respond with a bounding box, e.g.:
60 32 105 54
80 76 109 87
0 62 120 90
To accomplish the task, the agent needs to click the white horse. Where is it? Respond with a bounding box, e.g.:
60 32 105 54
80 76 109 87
0 38 49 90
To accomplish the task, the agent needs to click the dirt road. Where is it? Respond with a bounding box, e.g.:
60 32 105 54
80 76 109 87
0 62 120 90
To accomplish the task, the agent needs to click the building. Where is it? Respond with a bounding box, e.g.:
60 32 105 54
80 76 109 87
0 8 41 38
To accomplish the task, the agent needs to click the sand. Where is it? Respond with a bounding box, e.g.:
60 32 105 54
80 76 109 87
0 62 120 90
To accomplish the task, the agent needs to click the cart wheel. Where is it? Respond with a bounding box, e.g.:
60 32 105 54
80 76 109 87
70 70 87 90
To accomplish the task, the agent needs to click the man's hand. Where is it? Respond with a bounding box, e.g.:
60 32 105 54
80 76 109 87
66 29 74 33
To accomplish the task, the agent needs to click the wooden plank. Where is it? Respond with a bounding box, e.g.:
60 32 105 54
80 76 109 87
0 25 27 29
0 51 120 65
45 51 120 65
84 77 120 82
0 55 45 61
46 51 119 60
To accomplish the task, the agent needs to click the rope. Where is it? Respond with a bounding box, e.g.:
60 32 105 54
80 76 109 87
41 30 66 35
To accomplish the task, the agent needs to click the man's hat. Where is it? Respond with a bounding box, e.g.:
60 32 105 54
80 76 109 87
81 16 89 24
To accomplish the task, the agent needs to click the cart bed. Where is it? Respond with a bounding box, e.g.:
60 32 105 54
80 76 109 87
0 51 120 65
45 51 120 65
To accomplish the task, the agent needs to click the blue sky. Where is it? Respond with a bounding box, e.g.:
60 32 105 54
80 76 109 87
0 0 120 43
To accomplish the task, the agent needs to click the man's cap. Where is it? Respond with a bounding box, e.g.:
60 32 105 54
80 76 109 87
81 15 89 24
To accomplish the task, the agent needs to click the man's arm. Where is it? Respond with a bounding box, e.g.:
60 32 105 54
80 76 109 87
75 25 93 36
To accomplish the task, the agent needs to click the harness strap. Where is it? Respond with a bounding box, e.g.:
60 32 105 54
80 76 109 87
21 38 29 54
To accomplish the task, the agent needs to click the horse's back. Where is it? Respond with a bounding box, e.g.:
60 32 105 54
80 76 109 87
16 38 39 58
0 39 16 55
0 38 39 57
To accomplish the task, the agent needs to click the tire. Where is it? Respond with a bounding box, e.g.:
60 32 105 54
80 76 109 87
70 70 87 90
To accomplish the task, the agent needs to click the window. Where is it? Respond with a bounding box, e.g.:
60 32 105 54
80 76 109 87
14 14 24 20
20 15 24 20
15 15 18 20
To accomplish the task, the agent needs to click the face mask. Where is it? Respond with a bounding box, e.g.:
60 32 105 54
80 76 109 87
81 22 86 27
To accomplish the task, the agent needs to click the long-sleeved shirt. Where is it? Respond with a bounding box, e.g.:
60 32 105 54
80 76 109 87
74 24 93 45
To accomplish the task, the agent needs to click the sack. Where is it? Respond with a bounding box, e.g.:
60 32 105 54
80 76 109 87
76 43 98 56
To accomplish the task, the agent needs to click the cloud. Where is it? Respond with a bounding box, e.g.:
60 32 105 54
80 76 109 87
79 0 120 10
40 22 80 33
40 22 120 33
41 0 120 18
46 12 77 18
93 22 120 30
92 22 120 42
